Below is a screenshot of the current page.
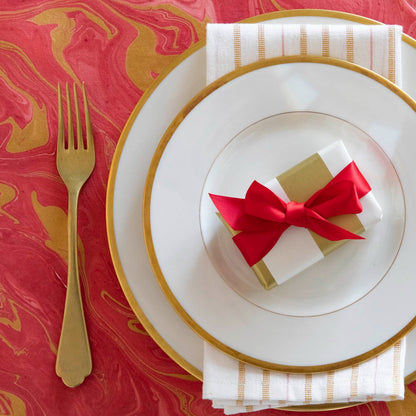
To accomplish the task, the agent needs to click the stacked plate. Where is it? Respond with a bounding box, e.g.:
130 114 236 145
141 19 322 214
106 10 416 411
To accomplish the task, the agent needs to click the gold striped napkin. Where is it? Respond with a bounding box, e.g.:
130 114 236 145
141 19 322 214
206 23 402 86
204 340 405 414
203 23 405 414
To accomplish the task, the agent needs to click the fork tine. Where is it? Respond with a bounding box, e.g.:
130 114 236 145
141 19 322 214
66 83 74 149
57 84 65 150
82 83 94 151
73 84 84 149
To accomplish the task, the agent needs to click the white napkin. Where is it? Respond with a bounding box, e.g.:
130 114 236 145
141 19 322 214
206 23 402 85
203 23 405 414
204 340 406 414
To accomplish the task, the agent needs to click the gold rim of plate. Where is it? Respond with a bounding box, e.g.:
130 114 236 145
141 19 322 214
106 9 416 411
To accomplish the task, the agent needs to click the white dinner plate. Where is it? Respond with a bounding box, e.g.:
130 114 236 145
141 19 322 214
144 56 414 372
107 9 416 388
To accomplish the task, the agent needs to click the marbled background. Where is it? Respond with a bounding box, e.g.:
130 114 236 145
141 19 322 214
1 1 416 415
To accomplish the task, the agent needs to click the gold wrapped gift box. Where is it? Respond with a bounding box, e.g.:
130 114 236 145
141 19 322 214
218 141 381 290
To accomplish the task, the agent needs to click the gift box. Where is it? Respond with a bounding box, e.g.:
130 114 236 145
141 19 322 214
210 141 383 289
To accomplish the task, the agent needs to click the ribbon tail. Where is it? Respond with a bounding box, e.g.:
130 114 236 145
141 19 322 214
209 193 246 230
306 214 365 241
233 225 289 267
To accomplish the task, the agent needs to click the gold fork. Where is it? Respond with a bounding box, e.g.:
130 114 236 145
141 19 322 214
55 83 94 387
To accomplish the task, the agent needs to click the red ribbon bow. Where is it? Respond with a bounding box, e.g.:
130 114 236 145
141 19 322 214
209 162 371 267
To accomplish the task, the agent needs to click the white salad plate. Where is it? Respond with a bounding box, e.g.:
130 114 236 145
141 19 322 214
202 112 402 318
107 9 416 388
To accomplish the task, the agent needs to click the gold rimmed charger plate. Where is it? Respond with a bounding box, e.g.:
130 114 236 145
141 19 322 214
107 9 416 411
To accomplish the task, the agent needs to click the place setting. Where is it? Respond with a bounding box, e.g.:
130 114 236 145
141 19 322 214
107 10 416 414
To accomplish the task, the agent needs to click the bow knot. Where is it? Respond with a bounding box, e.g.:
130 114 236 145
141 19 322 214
209 162 372 267
285 201 307 227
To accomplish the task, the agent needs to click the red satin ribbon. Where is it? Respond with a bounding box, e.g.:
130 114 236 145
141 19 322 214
209 162 371 267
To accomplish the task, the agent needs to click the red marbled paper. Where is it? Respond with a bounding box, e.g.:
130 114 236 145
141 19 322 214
1 1 416 415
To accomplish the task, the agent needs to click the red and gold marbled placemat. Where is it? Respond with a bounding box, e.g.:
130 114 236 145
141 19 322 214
2 1 416 415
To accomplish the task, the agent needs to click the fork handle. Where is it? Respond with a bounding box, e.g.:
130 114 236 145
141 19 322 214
56 188 92 387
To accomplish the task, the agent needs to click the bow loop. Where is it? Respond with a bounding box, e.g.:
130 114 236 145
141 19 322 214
244 180 286 222
306 180 363 217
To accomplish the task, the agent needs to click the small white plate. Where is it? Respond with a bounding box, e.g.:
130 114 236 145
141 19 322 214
107 11 416 384
144 57 415 372
201 111 403 317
